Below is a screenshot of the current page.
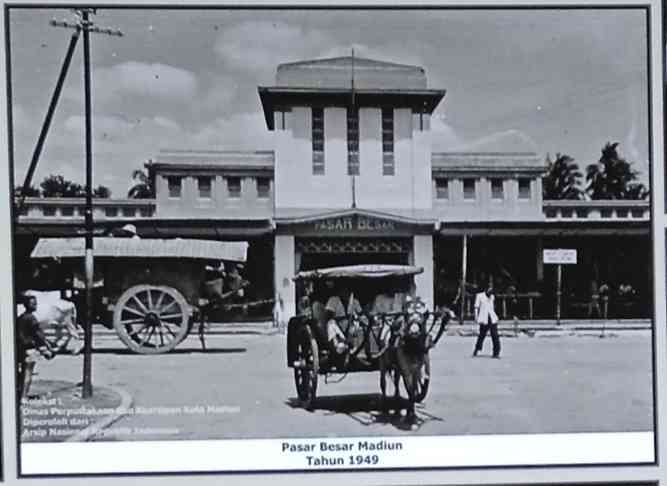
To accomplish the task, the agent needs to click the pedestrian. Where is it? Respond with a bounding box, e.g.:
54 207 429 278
472 284 501 358
16 293 54 400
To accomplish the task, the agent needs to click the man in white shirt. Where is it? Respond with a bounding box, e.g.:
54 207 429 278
473 284 501 358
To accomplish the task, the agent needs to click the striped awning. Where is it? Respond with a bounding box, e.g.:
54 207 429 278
294 264 423 280
31 237 247 262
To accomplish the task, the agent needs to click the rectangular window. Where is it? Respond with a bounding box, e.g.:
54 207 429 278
227 177 241 198
435 178 449 199
491 179 504 200
105 207 118 218
312 107 324 175
61 206 74 217
122 207 136 218
43 207 56 217
382 108 394 176
347 108 359 175
197 176 212 199
139 207 152 218
463 179 476 200
257 177 270 199
518 179 531 199
167 176 182 198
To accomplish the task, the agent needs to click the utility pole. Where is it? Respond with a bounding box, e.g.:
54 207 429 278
17 30 80 215
51 9 122 399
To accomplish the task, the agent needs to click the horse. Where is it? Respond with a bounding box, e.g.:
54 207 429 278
379 308 452 423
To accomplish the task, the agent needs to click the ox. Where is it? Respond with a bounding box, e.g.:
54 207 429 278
17 291 83 355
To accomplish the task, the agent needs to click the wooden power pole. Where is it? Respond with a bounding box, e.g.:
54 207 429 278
50 9 122 398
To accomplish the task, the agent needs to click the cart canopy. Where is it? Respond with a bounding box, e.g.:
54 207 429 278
294 264 423 280
31 237 248 262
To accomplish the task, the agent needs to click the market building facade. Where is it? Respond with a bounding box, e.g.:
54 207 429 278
15 56 652 321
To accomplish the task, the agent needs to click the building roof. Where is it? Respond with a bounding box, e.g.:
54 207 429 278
276 56 427 90
432 152 547 175
31 237 248 261
152 150 274 173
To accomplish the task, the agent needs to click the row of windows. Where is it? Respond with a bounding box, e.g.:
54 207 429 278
312 107 395 177
167 176 271 200
435 178 532 201
37 206 152 218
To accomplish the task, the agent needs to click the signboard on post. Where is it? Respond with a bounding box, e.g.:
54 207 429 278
543 249 577 265
543 249 577 325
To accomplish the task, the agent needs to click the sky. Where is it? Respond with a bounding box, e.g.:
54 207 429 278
6 7 650 197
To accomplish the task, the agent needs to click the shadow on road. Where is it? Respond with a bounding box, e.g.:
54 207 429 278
286 393 444 431
92 347 247 355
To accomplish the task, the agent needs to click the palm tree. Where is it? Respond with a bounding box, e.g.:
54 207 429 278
543 153 584 200
585 142 645 199
127 165 154 199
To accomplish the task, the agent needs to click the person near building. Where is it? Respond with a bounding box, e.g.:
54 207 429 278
16 293 54 400
473 284 501 358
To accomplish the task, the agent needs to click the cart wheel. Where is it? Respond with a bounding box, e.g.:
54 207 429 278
113 285 190 354
413 354 431 403
293 325 319 410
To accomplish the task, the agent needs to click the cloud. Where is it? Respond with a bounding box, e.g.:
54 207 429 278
450 129 539 153
189 112 272 150
214 21 331 79
430 115 464 151
64 61 198 106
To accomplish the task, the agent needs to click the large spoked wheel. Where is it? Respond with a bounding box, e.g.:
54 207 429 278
293 325 319 410
113 285 191 354
412 353 431 403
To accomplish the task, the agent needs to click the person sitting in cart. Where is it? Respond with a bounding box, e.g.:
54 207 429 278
323 280 348 355
16 293 54 400
226 264 246 301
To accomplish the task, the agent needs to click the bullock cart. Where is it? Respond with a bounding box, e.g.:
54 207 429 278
286 264 450 413
30 237 248 354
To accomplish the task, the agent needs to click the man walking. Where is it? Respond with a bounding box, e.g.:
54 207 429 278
473 284 501 358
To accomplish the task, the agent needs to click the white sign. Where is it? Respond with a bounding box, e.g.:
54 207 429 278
543 249 577 265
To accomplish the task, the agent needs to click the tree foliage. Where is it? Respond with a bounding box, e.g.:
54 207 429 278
93 185 112 198
40 175 85 197
127 166 155 199
543 153 584 200
585 142 648 200
14 185 41 197
37 175 111 198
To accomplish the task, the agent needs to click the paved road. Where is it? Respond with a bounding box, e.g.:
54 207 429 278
31 329 653 441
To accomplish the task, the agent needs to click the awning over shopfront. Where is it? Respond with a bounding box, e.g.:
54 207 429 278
32 237 248 262
437 220 650 236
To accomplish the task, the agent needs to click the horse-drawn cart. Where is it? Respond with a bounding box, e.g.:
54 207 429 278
286 264 450 416
30 237 248 354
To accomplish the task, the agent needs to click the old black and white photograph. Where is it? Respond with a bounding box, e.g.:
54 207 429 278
5 4 658 475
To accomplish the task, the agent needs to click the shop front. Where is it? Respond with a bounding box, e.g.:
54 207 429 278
273 209 436 318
